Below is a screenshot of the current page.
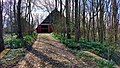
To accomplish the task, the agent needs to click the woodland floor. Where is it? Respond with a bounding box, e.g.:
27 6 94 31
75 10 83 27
14 34 88 68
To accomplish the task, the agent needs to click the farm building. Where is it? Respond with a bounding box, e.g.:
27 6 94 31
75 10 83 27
36 8 65 33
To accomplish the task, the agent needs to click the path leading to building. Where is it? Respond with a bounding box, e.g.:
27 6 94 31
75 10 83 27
14 34 87 68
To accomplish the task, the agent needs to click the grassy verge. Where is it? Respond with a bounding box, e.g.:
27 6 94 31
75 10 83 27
0 32 37 67
51 32 116 67
76 51 114 68
0 48 27 67
4 32 37 49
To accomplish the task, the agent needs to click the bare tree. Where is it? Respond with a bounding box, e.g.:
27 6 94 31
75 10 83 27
60 0 62 14
13 0 18 34
66 0 71 39
17 0 23 39
55 0 57 8
28 0 31 34
9 0 13 37
96 0 100 42
75 0 80 41
92 0 95 41
82 0 86 39
0 0 4 52
72 0 74 24
36 0 55 13
87 7 92 41
99 0 104 43
112 0 118 43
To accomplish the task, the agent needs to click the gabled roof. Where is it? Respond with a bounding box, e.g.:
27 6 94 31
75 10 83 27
41 8 64 24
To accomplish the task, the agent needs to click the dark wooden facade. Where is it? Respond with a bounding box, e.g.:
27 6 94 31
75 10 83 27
37 24 53 33
36 8 64 33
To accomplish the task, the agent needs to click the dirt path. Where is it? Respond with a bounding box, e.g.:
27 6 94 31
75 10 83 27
14 34 87 68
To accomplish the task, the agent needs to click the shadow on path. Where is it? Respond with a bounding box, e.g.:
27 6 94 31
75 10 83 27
28 48 72 68
14 34 85 68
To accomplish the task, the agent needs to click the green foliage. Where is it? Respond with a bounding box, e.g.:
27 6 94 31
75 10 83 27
5 32 37 49
76 51 114 68
51 32 112 54
24 35 33 43
52 32 80 49
31 32 37 38
52 32 115 67
76 51 91 58
96 59 114 68
5 39 24 49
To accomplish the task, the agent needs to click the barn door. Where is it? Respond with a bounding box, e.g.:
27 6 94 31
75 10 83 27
41 25 48 33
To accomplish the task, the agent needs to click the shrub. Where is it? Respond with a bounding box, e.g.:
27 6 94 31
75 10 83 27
51 32 111 54
96 59 114 68
31 32 37 38
24 35 33 44
5 32 37 49
5 39 24 49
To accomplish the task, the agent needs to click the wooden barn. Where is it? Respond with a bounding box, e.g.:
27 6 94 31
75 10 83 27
36 24 53 33
36 8 63 33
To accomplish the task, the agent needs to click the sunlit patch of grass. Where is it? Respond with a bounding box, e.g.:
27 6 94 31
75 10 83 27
0 48 10 59
76 51 114 68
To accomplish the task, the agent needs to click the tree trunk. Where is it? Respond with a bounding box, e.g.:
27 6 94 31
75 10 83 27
0 0 4 52
112 0 118 43
60 0 62 35
79 0 81 38
55 0 57 9
88 12 91 41
92 0 95 41
17 0 23 39
75 0 80 42
96 0 100 41
82 0 86 39
99 0 104 43
28 0 31 34
60 0 62 14
72 0 74 25
14 0 17 34
10 1 13 37
66 0 71 39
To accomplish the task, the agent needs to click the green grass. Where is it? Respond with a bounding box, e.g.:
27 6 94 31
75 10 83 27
51 32 115 68
76 51 114 68
4 32 37 49
51 32 112 54
0 32 37 67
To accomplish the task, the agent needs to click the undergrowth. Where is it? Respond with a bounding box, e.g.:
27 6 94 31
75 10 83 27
51 32 115 68
4 32 37 49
